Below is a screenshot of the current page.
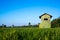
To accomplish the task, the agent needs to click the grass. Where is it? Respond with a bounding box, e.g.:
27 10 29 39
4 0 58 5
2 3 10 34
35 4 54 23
0 28 60 40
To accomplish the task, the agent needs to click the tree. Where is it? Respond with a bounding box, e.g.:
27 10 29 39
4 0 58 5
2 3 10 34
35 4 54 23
51 16 60 28
2 24 4 28
0 26 2 28
12 24 14 28
1 24 6 28
28 22 31 27
4 25 6 28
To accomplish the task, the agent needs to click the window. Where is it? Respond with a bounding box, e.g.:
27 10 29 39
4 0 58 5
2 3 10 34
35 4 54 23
44 18 48 20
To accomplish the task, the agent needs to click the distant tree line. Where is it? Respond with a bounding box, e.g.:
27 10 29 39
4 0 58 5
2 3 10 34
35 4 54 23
0 22 38 28
0 24 6 28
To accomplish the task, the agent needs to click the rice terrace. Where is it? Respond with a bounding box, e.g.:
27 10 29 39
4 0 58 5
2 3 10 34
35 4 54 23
0 0 60 40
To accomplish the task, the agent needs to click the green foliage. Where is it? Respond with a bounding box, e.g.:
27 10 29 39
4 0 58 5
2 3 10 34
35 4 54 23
51 17 60 28
0 28 60 40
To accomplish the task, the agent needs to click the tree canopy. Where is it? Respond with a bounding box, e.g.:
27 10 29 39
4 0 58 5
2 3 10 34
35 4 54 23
51 16 60 28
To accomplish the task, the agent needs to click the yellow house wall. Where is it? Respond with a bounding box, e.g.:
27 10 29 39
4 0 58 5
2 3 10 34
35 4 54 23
39 14 51 28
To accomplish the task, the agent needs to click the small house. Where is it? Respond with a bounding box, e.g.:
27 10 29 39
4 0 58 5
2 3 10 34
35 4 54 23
39 13 52 28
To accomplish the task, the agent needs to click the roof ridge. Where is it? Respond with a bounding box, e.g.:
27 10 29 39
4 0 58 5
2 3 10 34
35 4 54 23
39 13 52 19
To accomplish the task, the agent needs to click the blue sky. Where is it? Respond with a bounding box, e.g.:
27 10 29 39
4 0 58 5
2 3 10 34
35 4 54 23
0 0 60 26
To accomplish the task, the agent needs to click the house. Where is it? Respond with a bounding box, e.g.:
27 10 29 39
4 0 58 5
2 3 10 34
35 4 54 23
39 13 52 28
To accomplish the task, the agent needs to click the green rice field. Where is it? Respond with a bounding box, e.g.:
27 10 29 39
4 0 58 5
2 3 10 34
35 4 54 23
0 28 60 40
